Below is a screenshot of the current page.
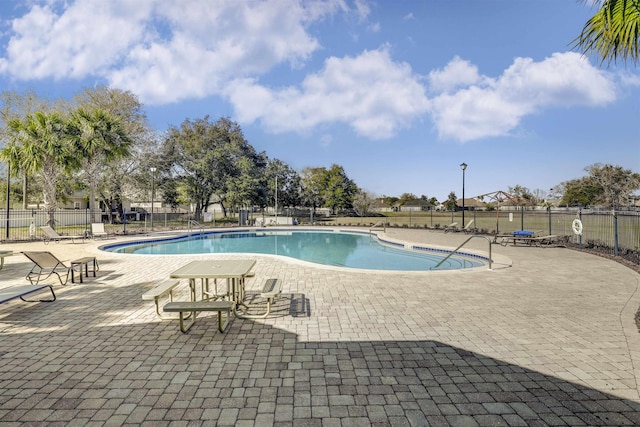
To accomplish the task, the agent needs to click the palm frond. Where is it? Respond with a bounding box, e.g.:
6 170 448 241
572 0 640 66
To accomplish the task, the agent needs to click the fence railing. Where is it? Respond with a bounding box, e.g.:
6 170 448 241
0 209 198 241
315 210 640 263
1 208 637 265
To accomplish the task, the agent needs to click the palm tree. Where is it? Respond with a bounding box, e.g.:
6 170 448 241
0 111 77 227
573 0 640 65
67 107 133 222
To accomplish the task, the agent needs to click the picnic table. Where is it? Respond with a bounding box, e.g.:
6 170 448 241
170 259 256 304
166 259 256 332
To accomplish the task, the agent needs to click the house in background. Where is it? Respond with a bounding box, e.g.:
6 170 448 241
456 198 487 211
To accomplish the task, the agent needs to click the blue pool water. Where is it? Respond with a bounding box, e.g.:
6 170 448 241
103 230 486 271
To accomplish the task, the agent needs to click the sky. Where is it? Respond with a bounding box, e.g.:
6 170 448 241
0 0 638 202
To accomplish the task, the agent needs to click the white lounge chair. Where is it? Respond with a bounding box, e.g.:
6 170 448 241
0 284 56 305
91 223 110 239
443 222 458 233
462 220 477 234
23 251 72 285
40 225 84 244
0 251 13 270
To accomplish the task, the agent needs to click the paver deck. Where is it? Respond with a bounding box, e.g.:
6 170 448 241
0 227 639 426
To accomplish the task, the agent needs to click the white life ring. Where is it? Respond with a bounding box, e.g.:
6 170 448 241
572 218 583 235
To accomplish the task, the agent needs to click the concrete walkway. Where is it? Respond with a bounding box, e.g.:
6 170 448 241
0 227 639 426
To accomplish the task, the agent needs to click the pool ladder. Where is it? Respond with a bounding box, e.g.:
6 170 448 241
369 221 386 235
433 235 493 270
188 220 204 234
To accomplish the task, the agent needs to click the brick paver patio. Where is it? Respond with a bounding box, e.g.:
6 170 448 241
1 227 639 426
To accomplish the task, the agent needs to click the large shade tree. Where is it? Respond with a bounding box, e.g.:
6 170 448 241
265 159 302 213
164 116 264 221
323 164 358 214
0 90 53 209
74 87 149 222
300 165 357 216
1 111 77 227
67 107 133 222
300 167 326 221
559 163 640 207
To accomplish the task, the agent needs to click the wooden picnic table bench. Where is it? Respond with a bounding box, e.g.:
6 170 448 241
236 278 283 319
164 300 234 333
142 279 182 320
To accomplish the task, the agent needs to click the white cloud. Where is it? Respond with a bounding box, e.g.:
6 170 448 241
617 71 640 87
0 0 348 104
428 56 486 93
225 46 430 139
429 52 617 142
0 1 153 79
497 53 616 107
0 1 624 144
353 0 372 22
430 87 525 142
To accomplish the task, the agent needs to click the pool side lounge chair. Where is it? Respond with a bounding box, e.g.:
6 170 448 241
521 234 563 247
0 284 56 305
443 222 458 233
91 223 111 239
462 220 477 234
40 225 84 244
22 251 72 286
0 251 13 270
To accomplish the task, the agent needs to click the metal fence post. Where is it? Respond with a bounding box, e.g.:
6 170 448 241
579 210 583 248
613 209 619 256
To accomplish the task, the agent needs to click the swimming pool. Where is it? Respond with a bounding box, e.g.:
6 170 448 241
102 229 487 271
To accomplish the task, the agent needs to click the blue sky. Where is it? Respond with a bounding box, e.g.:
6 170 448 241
0 0 638 201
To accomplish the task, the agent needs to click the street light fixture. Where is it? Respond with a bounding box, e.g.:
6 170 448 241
460 163 467 227
150 167 156 231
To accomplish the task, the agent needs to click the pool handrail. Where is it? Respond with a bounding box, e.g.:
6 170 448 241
188 220 203 233
369 221 386 235
432 235 493 271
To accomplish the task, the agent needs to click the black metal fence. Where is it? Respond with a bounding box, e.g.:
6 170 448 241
1 208 638 265
0 209 197 241
316 209 640 265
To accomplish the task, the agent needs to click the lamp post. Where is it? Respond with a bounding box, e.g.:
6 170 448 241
460 163 467 227
150 167 156 231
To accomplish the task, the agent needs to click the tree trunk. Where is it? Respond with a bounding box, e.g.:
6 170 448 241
41 163 58 228
22 174 27 209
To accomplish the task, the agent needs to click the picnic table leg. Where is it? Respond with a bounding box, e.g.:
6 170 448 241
189 278 197 301
179 310 196 333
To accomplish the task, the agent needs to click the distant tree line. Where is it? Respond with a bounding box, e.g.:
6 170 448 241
0 87 363 223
